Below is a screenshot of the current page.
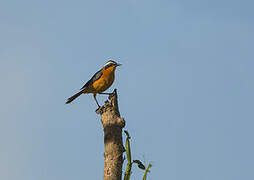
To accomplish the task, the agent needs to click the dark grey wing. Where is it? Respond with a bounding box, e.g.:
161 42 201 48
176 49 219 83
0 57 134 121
80 69 102 90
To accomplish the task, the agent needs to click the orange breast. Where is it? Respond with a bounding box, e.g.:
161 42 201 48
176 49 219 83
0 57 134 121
92 66 115 93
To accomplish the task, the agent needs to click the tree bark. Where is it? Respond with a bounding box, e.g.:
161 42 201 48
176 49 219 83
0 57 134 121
96 89 125 180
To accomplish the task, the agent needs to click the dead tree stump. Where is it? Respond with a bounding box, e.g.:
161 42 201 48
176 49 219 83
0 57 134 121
96 89 125 180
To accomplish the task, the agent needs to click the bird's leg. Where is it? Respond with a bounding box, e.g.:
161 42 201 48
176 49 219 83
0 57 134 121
93 94 100 108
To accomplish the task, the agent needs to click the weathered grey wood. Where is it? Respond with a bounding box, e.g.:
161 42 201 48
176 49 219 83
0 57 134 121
96 89 125 180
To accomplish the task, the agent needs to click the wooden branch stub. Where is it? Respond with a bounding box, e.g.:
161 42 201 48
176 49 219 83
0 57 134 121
96 89 126 180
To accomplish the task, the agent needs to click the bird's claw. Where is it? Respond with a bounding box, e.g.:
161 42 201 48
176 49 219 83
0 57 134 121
108 93 114 99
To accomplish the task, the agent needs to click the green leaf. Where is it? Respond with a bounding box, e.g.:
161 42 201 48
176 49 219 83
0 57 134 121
133 160 146 170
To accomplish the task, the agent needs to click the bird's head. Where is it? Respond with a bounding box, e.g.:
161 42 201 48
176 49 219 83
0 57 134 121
103 60 122 70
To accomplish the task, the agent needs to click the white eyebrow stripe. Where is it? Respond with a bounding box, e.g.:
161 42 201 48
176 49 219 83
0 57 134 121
103 61 115 67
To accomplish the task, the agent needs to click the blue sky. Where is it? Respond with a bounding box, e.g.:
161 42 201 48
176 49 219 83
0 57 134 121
0 0 254 179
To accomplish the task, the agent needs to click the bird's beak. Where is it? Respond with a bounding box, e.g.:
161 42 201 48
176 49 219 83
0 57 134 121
117 63 122 66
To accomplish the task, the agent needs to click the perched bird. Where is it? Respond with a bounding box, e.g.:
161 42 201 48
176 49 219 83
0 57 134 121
66 60 122 107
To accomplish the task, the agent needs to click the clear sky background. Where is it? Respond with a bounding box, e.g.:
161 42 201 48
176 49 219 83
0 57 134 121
0 0 253 179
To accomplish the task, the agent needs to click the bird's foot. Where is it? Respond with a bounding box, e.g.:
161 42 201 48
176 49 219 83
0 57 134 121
95 106 102 114
108 93 114 99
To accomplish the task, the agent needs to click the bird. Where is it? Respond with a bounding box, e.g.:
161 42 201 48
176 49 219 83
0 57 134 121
66 60 122 107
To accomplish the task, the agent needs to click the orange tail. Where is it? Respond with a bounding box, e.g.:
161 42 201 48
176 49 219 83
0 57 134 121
66 90 83 104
